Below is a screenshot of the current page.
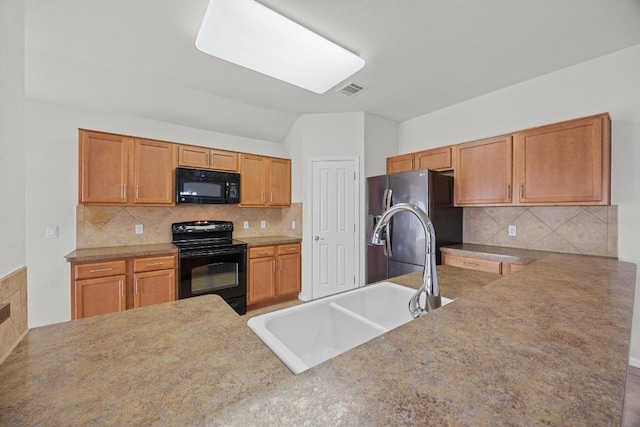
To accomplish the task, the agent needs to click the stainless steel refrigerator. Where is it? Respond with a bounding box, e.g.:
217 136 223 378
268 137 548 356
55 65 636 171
366 169 462 284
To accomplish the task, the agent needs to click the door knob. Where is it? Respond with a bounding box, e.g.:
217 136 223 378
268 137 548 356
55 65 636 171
314 235 322 241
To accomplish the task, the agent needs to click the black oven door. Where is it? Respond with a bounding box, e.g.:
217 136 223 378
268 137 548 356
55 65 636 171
178 247 247 313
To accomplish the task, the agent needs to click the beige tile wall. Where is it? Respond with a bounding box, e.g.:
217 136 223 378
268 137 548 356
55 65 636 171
77 203 303 248
0 267 28 363
464 205 618 257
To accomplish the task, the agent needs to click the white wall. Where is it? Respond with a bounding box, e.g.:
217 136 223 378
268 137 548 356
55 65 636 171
364 113 399 178
285 112 366 300
399 43 640 364
0 0 26 277
24 100 288 328
284 112 400 300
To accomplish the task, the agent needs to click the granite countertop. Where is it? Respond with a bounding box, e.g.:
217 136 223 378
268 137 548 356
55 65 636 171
442 243 552 265
238 235 302 247
0 253 635 425
64 243 178 263
64 236 301 263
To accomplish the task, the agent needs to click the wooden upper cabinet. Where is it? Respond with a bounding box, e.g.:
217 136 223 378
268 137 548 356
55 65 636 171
454 136 513 206
134 139 175 204
79 131 130 204
268 158 291 206
387 147 452 175
239 154 267 206
178 145 210 169
513 114 611 205
414 146 452 171
178 145 238 172
239 154 291 207
386 153 414 174
210 149 238 172
79 130 175 206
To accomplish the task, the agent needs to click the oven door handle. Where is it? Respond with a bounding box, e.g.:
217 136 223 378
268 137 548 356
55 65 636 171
179 247 247 258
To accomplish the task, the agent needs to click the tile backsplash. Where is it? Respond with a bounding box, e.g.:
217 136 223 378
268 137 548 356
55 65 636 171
464 205 617 257
77 203 302 248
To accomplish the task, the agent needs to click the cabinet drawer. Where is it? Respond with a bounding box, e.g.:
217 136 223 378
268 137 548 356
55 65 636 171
442 253 502 274
249 246 275 258
277 243 300 255
133 255 176 273
74 260 127 280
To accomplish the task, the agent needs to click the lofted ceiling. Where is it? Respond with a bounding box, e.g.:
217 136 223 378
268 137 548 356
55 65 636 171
24 0 640 142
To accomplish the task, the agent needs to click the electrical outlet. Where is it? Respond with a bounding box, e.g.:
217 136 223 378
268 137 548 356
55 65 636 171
243 221 249 229
508 225 517 237
291 220 296 229
135 224 144 234
260 220 266 229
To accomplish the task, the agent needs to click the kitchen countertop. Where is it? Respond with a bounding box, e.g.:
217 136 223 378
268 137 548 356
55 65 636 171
238 235 302 247
64 243 178 263
441 243 550 265
0 253 635 425
63 236 301 263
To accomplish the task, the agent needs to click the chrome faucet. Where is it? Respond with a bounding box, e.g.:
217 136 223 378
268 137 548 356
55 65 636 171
369 203 441 317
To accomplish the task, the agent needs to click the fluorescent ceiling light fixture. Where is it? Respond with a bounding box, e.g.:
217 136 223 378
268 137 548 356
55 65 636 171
195 0 366 94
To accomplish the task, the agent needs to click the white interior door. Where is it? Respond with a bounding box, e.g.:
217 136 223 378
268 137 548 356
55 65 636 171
311 159 357 299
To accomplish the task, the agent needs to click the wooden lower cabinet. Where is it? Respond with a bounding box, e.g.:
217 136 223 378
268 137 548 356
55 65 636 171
74 275 126 319
248 243 301 307
133 255 176 308
71 254 177 320
442 253 526 276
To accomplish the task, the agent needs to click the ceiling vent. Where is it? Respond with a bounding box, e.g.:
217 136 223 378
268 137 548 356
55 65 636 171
336 82 367 97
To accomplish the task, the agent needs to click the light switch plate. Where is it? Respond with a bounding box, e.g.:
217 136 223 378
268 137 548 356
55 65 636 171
508 225 517 237
135 224 144 234
46 226 58 238
260 220 266 229
243 221 249 229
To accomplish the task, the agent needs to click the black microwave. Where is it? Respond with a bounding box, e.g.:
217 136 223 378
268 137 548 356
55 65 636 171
176 167 240 204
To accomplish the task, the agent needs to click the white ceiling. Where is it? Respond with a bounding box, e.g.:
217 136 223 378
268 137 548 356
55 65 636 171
24 0 640 142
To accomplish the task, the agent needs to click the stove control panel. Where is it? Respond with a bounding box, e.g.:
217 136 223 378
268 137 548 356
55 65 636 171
172 220 234 234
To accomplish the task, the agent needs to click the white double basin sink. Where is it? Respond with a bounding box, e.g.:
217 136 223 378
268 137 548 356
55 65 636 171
247 282 452 374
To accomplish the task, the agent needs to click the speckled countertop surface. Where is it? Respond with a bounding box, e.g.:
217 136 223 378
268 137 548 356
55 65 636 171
63 236 301 263
441 243 550 264
64 243 178 262
238 235 302 247
0 253 635 426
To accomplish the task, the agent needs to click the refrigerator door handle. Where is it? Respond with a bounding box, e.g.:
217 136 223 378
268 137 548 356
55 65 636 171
385 189 393 257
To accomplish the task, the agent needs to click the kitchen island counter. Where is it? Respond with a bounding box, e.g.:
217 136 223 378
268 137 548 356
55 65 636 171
0 253 635 425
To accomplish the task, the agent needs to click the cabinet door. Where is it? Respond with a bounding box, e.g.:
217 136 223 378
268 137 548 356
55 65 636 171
414 146 452 171
133 139 175 204
133 269 176 308
178 145 210 169
248 256 276 303
386 153 415 174
210 149 238 172
74 275 126 319
513 114 610 205
454 136 513 206
79 131 130 204
268 158 291 206
277 253 301 297
240 154 267 206
442 253 502 274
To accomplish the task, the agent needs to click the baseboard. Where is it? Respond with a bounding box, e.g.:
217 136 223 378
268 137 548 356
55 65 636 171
629 357 640 369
